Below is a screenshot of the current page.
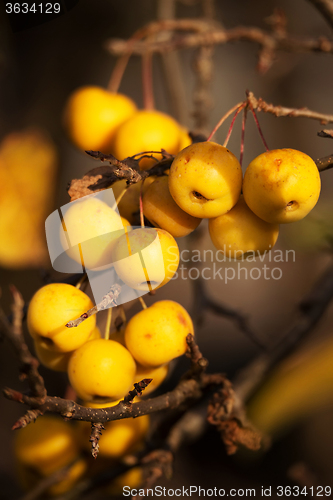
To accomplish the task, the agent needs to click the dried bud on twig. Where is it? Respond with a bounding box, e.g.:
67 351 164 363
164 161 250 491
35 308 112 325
90 422 105 459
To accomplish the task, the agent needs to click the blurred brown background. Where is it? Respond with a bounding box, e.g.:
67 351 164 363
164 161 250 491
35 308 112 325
1 0 333 497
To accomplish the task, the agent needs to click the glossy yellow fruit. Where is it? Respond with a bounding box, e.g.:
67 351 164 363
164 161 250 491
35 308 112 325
209 196 279 259
27 284 96 353
125 300 194 367
61 195 128 270
108 467 143 495
169 141 242 218
14 416 81 476
112 110 181 170
0 129 57 268
243 148 321 224
64 86 137 152
248 337 333 436
112 228 179 291
134 363 169 395
111 178 156 224
79 400 149 458
68 339 136 401
34 340 71 372
143 176 201 237
34 326 101 372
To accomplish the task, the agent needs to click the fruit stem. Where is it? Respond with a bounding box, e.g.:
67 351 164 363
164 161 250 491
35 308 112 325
222 102 246 148
118 304 127 326
140 179 145 228
138 296 148 310
248 102 269 151
239 106 248 167
104 306 113 340
142 51 155 110
112 187 128 211
207 101 244 142
75 274 87 290
108 28 145 93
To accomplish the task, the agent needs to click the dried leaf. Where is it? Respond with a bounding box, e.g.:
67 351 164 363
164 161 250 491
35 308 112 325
219 418 262 455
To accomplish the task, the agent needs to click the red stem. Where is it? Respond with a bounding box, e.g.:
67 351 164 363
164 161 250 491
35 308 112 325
140 179 145 228
249 104 269 151
142 52 155 110
223 103 246 148
207 101 244 142
239 107 248 167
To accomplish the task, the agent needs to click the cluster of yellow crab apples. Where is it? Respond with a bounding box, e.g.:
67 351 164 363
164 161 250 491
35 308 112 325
14 86 322 495
64 85 322 261
16 283 194 495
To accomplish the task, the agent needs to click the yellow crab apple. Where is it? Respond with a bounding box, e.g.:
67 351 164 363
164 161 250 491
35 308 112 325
27 283 96 353
14 416 86 495
46 459 87 496
108 467 143 495
14 416 80 475
61 195 129 270
209 196 280 259
111 177 156 224
143 176 201 237
169 141 242 218
134 363 169 395
78 400 149 458
63 86 137 152
243 148 321 224
34 326 101 372
68 339 136 402
124 300 194 367
121 216 132 232
112 110 182 170
16 460 86 496
112 227 179 291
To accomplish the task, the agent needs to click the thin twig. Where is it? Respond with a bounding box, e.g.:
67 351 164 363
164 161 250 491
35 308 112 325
248 91 333 124
65 284 121 328
105 18 333 63
191 0 217 133
0 287 46 405
157 0 189 124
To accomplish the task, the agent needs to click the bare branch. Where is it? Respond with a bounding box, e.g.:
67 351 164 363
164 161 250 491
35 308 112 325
248 91 333 124
4 337 226 427
315 153 333 171
105 18 333 68
0 287 46 404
